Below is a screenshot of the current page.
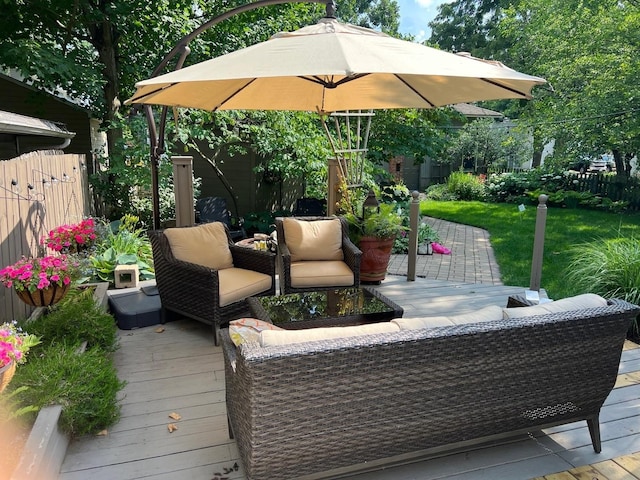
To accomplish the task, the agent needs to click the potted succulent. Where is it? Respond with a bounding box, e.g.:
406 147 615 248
0 321 40 393
0 255 78 307
339 183 408 283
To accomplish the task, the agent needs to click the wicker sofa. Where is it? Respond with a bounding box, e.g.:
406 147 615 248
221 296 639 480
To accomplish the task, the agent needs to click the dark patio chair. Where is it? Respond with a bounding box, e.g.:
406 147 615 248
275 216 361 295
148 223 275 345
195 196 246 241
293 197 326 216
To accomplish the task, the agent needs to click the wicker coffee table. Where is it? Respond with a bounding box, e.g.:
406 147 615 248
246 286 403 329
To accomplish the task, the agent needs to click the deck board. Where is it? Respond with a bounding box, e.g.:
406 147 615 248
58 277 640 480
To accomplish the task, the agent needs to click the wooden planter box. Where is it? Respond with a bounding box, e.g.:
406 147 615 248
10 282 109 480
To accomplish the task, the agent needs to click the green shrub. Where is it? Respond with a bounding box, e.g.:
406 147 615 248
566 236 640 330
13 345 123 436
89 214 154 285
446 171 487 201
425 183 458 201
21 287 117 353
8 285 123 437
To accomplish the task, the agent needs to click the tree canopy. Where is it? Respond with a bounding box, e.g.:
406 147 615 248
499 0 640 174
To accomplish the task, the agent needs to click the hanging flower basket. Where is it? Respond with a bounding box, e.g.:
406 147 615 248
0 255 78 307
0 360 16 393
15 283 71 307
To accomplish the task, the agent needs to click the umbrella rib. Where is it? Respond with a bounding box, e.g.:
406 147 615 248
480 78 531 98
301 74 370 88
128 84 177 104
213 79 258 111
395 75 436 108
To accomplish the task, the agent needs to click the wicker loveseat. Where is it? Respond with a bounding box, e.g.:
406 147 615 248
221 296 639 480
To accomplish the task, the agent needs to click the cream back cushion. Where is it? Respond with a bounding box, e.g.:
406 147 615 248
392 305 504 330
503 293 607 319
260 322 400 347
164 222 233 270
283 218 344 262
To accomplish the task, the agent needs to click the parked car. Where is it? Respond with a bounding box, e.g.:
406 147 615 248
570 154 614 173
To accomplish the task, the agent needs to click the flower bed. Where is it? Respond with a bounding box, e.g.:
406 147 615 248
4 282 113 480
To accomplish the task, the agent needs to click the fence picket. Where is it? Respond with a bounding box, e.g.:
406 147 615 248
0 151 90 323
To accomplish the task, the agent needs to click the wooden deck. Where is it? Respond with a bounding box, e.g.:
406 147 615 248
58 276 640 480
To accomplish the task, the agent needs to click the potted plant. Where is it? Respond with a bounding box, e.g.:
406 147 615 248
0 321 40 393
339 183 408 283
0 255 79 307
43 218 97 254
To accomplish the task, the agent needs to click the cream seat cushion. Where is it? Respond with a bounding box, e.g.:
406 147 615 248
283 218 344 262
392 305 504 330
164 222 233 270
290 261 354 288
260 322 400 347
218 268 272 307
503 293 607 319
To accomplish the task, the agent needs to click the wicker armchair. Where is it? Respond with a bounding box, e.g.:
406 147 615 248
275 216 361 295
148 224 275 345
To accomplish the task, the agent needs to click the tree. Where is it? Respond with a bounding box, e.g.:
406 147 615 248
367 108 455 165
441 118 533 173
428 0 509 58
498 0 640 176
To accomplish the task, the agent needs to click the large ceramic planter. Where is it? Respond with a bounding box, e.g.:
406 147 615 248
16 283 70 307
359 235 395 283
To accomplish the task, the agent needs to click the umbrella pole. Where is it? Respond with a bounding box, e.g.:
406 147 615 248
143 0 336 229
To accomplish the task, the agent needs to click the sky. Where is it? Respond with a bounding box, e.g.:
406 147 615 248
396 0 454 42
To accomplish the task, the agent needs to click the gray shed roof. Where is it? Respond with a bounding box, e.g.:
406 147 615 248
451 103 504 119
0 110 76 139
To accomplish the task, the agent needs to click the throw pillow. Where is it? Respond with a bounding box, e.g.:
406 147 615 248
229 318 284 346
164 222 233 270
283 218 344 262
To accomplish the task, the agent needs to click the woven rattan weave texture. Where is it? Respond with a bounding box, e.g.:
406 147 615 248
222 299 639 480
148 226 276 345
275 216 361 295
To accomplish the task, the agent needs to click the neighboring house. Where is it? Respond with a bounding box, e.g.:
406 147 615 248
388 103 507 191
0 110 76 159
0 71 102 170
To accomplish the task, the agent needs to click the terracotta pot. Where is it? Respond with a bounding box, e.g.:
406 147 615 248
359 235 395 283
16 283 70 307
0 360 16 393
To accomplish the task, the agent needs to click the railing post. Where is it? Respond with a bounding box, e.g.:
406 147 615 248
172 156 195 227
407 190 420 281
529 194 548 292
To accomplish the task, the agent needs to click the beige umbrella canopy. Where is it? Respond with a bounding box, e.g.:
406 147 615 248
126 18 545 113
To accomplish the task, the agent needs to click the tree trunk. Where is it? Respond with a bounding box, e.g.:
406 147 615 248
612 149 629 178
87 6 123 163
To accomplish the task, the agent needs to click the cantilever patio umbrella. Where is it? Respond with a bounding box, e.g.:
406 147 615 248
126 17 545 113
126 13 545 228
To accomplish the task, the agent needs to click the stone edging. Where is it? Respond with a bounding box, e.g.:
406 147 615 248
10 282 109 480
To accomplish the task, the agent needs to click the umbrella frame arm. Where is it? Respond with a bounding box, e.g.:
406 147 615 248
145 0 336 229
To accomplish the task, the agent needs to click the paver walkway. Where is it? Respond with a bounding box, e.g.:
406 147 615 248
387 217 503 285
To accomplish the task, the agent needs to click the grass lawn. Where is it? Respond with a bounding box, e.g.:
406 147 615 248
421 200 640 299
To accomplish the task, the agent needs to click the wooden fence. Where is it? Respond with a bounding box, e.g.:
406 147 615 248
570 172 640 210
0 151 91 323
